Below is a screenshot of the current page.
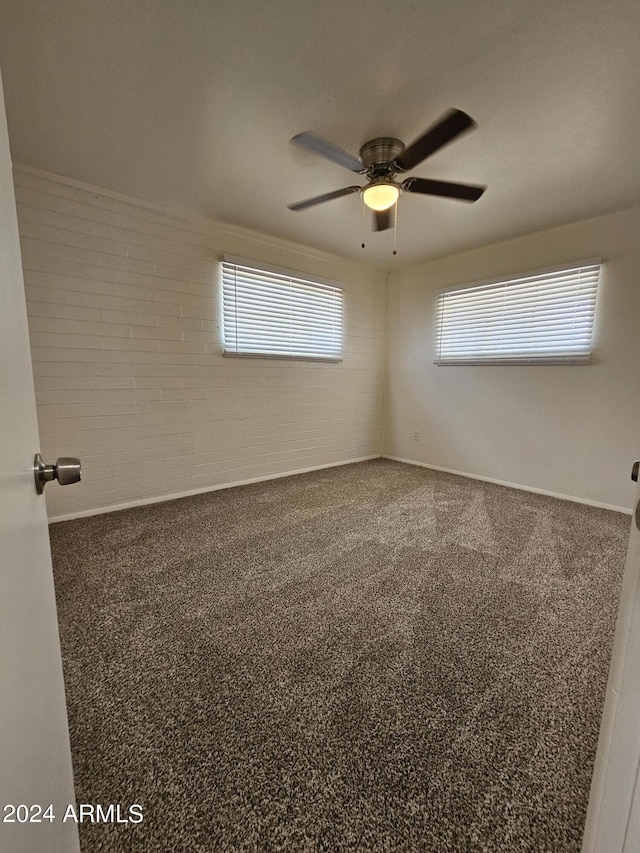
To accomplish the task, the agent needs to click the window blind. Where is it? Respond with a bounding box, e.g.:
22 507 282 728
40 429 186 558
222 258 343 361
434 260 601 365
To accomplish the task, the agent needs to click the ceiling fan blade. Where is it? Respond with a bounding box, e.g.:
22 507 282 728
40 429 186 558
402 177 486 202
393 109 476 171
287 186 361 211
290 132 365 173
373 207 395 231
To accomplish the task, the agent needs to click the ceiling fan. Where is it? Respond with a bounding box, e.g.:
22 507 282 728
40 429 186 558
288 108 486 235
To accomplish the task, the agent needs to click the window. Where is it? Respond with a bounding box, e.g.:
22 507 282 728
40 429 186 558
434 259 601 365
221 256 343 361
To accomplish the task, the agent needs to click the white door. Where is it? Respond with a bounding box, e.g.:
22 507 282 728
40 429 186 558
0 69 79 852
583 469 640 852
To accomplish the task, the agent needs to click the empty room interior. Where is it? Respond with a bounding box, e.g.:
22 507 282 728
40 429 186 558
2 0 640 851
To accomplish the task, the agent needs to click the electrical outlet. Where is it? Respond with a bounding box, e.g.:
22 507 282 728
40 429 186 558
413 431 420 441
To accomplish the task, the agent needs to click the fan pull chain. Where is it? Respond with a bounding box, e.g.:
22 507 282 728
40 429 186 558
362 198 366 249
392 201 398 255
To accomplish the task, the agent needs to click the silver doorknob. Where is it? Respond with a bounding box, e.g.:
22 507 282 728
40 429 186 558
34 453 82 494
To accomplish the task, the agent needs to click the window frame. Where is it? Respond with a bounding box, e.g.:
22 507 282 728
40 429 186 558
221 255 344 363
433 258 601 366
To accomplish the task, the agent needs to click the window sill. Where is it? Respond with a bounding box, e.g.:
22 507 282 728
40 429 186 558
434 355 592 366
223 350 343 363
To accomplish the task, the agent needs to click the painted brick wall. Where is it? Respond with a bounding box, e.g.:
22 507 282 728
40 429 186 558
15 167 387 520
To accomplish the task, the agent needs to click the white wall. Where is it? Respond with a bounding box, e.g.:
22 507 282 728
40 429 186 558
17 164 640 518
384 205 640 512
15 166 387 520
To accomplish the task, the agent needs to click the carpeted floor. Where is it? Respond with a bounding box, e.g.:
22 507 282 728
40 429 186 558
49 459 629 852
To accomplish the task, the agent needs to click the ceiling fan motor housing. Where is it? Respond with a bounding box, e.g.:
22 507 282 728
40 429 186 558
359 137 405 175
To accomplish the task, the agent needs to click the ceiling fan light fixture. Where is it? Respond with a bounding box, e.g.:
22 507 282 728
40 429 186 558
361 181 400 211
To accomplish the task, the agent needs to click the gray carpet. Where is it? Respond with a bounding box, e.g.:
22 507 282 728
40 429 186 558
49 459 629 852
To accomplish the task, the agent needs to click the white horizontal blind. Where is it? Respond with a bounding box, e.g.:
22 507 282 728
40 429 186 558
434 260 601 365
222 258 344 361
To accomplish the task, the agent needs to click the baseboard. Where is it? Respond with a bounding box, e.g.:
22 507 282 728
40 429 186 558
50 453 632 522
48 454 382 523
382 455 632 515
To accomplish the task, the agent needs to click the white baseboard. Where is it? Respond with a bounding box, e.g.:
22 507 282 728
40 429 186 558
48 455 382 523
49 453 632 522
382 455 632 515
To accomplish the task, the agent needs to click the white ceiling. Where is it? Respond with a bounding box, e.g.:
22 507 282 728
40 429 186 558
0 0 639 271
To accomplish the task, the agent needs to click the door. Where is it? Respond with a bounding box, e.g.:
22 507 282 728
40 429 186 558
582 470 640 852
0 69 79 852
